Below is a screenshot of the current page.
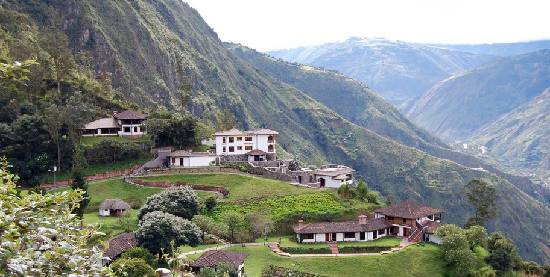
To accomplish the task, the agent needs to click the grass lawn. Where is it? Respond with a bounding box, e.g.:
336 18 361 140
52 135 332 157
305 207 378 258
79 135 152 147
178 243 225 253
84 209 139 237
224 243 446 277
41 157 151 183
337 237 401 247
255 236 401 249
139 173 317 201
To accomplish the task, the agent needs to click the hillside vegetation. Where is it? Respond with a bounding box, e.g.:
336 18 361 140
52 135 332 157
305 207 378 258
1 0 549 262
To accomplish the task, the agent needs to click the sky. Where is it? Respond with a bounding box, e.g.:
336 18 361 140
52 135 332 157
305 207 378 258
184 0 550 51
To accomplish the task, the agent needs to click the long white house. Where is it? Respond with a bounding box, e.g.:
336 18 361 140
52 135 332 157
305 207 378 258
82 110 147 137
214 129 278 161
169 150 216 167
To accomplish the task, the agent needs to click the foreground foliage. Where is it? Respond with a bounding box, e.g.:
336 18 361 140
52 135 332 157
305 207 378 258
0 159 106 276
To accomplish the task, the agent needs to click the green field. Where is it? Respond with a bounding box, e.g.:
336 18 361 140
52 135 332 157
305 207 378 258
138 173 316 201
224 244 445 277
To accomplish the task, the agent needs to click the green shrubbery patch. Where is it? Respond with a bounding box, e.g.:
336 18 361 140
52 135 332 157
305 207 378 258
280 247 332 254
338 246 392 253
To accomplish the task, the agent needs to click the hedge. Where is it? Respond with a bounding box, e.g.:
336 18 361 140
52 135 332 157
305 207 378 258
280 247 332 254
338 246 392 253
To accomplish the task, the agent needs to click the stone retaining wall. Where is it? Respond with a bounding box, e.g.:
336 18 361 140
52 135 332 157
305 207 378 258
40 165 141 189
130 178 230 197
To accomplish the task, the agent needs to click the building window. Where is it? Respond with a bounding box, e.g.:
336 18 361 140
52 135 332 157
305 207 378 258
172 158 175 164
229 137 234 143
222 147 226 153
229 146 235 152
245 145 253 151
378 229 385 235
344 232 355 239
268 135 274 143
237 146 243 150
124 127 131 133
237 137 243 141
402 218 407 224
222 137 226 143
302 233 314 240
268 144 274 152
245 137 252 142
134 126 138 132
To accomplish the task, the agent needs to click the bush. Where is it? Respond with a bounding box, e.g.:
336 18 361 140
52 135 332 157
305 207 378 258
192 215 229 239
338 246 392 253
204 196 217 212
136 211 202 254
120 247 156 268
138 186 200 220
280 247 332 254
110 258 156 277
262 265 329 277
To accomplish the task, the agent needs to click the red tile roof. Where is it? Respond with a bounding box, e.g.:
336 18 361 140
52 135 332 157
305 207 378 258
190 250 247 268
103 232 137 259
375 201 442 219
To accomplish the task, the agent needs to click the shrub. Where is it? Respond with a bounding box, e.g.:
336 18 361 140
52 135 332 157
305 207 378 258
280 247 332 254
121 247 156 268
138 187 200 220
136 211 202 254
192 214 229 239
262 265 329 277
83 140 145 164
338 246 392 253
110 258 156 277
204 196 217 212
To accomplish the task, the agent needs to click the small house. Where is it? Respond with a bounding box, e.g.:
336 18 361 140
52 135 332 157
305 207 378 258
169 150 216 167
99 199 131 217
292 164 355 188
422 221 442 244
82 110 148 137
102 232 137 265
293 215 392 243
190 250 247 277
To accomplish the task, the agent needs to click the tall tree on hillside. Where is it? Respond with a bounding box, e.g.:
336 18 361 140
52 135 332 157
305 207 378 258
43 104 68 170
71 169 90 218
41 31 75 94
464 179 497 227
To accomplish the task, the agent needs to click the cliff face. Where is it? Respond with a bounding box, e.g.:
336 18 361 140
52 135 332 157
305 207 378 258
2 0 548 263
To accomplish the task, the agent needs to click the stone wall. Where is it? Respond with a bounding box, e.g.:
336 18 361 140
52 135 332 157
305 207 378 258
142 166 242 175
40 165 141 189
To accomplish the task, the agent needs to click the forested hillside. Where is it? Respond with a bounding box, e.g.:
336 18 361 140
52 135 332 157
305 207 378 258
407 50 550 142
1 0 548 262
268 37 495 109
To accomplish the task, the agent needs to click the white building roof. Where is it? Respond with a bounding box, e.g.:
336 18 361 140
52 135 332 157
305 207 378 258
314 165 354 177
214 128 279 136
84 117 120 130
170 150 216 157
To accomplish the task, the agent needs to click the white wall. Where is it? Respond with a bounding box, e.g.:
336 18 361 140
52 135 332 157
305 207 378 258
315 233 325 242
214 133 275 156
171 156 215 167
427 234 442 244
119 124 144 136
317 177 343 188
99 209 110 216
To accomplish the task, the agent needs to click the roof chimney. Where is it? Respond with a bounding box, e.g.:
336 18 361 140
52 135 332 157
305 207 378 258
298 219 304 229
358 214 368 225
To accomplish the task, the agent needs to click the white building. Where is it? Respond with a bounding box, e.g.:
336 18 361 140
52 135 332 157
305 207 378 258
213 129 278 161
169 150 216 167
314 165 355 188
82 110 148 137
293 215 392 243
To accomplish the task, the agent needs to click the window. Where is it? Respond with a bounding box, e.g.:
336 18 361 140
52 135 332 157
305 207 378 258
229 146 235 152
124 127 131 132
222 137 226 143
237 137 243 141
172 158 175 164
222 146 226 153
402 218 407 224
360 232 366 240
268 135 274 143
134 126 138 132
378 229 385 235
245 137 252 142
229 137 234 143
245 145 253 151
237 146 243 150
302 234 314 240
268 144 274 152
344 232 355 239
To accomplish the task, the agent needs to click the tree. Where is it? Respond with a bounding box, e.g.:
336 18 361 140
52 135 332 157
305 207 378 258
42 104 68 170
355 180 369 201
41 31 75 94
435 224 478 277
486 232 520 273
0 158 105 276
147 116 199 148
222 211 244 242
120 247 157 268
465 225 488 249
110 258 156 277
192 214 229 239
136 211 202 254
138 187 200 220
464 179 497 227
204 196 217 212
337 184 355 199
70 169 90 218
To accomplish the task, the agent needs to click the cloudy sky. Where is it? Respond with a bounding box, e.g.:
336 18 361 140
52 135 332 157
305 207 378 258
184 0 550 51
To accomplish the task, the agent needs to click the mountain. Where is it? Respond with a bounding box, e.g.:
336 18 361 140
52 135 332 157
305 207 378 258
2 0 549 262
229 43 548 205
407 50 550 142
268 37 495 109
469 89 550 187
432 40 550 56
